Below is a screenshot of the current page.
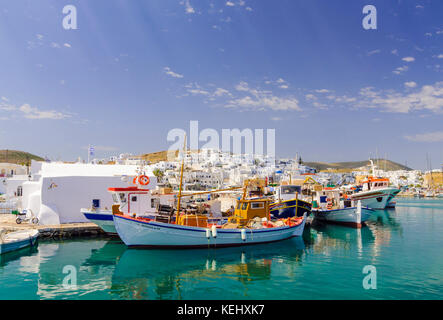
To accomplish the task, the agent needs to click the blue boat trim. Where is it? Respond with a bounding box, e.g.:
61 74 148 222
83 212 114 221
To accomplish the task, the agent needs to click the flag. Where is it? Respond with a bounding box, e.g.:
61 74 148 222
89 145 95 156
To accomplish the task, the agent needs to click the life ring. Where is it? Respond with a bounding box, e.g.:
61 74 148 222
137 175 150 186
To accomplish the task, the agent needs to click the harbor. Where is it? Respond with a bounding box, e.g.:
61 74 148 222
1 0 442 304
1 197 442 299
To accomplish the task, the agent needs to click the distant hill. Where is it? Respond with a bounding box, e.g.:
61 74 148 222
0 150 44 165
139 150 179 164
304 159 412 172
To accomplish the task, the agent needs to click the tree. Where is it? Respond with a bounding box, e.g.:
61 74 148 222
153 169 164 182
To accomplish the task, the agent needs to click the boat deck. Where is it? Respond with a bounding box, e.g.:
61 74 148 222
0 214 105 239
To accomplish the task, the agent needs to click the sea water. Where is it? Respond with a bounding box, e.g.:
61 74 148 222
0 198 442 300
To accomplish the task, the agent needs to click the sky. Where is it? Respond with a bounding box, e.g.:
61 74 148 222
0 0 442 170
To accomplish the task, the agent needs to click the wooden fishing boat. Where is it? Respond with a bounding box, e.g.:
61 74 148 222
113 197 306 249
0 229 39 254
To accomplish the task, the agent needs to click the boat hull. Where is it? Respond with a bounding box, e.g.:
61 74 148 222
0 230 39 254
113 214 306 249
270 199 311 219
81 209 118 235
312 207 374 228
351 187 399 209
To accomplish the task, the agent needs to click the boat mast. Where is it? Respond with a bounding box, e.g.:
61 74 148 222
176 133 187 217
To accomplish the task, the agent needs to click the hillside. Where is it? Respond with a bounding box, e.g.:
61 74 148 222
304 159 412 172
0 150 44 164
139 150 179 163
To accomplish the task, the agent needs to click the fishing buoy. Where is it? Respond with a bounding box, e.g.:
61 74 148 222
211 224 217 238
205 228 211 239
241 229 246 241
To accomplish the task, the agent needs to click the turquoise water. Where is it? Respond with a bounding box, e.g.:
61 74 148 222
0 198 442 300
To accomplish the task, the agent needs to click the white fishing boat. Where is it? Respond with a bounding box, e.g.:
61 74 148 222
0 229 39 254
350 177 400 209
113 197 307 249
81 178 176 235
312 188 374 228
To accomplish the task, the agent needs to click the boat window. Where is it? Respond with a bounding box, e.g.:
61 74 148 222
281 186 301 194
131 196 137 202
251 202 264 209
237 203 241 210
112 193 119 203
119 193 127 203
241 202 248 210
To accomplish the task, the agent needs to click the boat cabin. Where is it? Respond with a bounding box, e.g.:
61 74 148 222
108 187 175 216
229 198 271 225
275 185 302 202
361 177 390 192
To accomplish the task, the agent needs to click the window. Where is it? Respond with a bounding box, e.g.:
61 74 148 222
237 203 241 210
281 186 301 194
119 193 127 203
241 202 248 210
17 186 23 197
131 196 137 202
251 202 264 209
112 194 119 203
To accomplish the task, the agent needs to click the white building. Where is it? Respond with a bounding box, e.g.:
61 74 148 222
20 161 157 225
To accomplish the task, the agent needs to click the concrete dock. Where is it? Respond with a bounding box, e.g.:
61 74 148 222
0 214 106 239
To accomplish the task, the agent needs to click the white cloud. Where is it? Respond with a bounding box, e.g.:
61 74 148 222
405 131 443 142
1 96 8 102
50 42 61 48
164 67 184 78
279 84 289 89
437 54 443 59
391 49 398 55
183 0 195 14
226 82 301 111
402 56 415 62
213 88 232 97
63 43 71 48
270 117 282 121
245 7 253 11
367 49 381 56
393 65 409 75
358 82 443 114
18 104 71 120
226 1 235 6
36 34 44 40
315 89 330 93
404 81 417 88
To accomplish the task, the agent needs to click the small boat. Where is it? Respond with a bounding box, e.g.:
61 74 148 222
81 182 176 235
312 188 374 228
0 229 39 254
270 184 312 219
113 197 307 249
350 177 400 209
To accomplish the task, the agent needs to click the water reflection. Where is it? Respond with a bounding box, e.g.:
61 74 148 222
0 203 412 299
110 237 306 299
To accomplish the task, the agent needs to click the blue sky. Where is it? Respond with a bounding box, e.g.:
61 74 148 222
0 0 442 169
